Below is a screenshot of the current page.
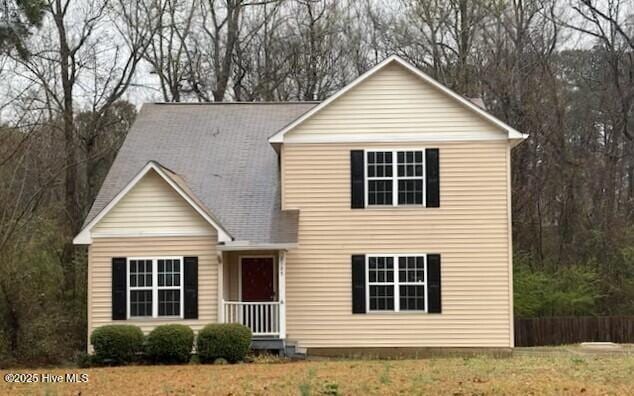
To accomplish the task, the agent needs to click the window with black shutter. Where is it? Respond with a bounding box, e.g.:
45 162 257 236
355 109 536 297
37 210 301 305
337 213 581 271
183 256 198 319
351 255 366 314
124 257 186 319
112 257 127 320
360 254 442 314
356 149 439 208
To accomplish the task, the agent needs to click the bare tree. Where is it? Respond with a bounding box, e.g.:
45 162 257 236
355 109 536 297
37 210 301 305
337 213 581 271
144 0 197 102
375 0 486 95
179 0 261 102
232 0 290 101
0 0 45 57
7 0 161 293
283 0 358 100
561 0 634 260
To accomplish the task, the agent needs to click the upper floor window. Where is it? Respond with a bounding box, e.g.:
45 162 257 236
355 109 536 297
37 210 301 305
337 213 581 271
365 150 425 207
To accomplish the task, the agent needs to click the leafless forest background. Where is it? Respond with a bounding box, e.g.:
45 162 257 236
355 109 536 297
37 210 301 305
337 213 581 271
0 0 633 365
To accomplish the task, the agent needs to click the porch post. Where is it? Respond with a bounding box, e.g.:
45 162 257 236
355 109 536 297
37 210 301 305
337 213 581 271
279 250 287 339
217 251 224 323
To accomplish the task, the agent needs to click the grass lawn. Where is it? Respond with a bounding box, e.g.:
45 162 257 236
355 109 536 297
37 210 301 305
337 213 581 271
2 352 634 395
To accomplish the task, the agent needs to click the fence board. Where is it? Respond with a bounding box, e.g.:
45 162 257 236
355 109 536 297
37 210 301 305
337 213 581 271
515 316 634 346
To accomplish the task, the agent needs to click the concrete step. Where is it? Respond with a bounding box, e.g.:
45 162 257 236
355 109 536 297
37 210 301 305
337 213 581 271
251 337 284 351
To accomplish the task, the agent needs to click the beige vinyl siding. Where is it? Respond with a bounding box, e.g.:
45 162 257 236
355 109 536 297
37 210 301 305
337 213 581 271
87 235 218 340
284 63 502 138
223 254 237 301
92 169 213 236
282 141 512 348
223 252 241 301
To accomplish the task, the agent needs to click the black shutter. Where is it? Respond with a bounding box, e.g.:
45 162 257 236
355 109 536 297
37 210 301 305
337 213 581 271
184 256 198 319
112 257 127 320
426 148 439 207
427 254 441 313
351 255 366 314
351 150 365 209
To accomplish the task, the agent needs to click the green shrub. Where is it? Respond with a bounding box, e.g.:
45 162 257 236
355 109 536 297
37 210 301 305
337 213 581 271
514 255 600 317
196 323 251 363
90 325 144 365
145 324 194 364
75 351 94 368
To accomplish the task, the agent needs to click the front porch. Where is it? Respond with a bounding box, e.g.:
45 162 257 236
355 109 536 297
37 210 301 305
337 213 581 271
217 250 287 342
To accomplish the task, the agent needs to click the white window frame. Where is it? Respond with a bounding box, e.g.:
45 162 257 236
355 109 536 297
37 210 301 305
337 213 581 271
364 149 426 208
366 254 428 313
127 256 185 319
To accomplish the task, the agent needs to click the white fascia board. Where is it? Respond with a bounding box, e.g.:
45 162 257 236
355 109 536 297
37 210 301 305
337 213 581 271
510 134 530 148
217 242 298 251
73 161 232 245
269 55 529 144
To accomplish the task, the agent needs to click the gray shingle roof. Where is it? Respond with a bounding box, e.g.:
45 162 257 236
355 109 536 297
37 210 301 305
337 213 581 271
85 102 318 244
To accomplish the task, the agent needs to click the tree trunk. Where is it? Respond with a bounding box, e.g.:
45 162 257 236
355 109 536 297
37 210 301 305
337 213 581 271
53 0 79 297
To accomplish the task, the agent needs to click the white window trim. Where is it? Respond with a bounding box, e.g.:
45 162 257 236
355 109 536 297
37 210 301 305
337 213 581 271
364 149 426 208
366 254 428 313
127 256 185 319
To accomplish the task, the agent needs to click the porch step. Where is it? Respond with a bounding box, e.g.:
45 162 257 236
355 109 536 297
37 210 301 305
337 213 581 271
250 338 306 358
284 342 306 359
251 337 284 351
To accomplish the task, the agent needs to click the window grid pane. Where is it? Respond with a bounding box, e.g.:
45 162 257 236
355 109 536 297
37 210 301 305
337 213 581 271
367 151 393 178
398 180 423 205
367 151 394 206
396 150 424 205
158 290 181 316
368 180 393 205
369 257 394 283
158 259 181 288
370 285 394 311
399 285 425 311
130 290 152 317
129 259 152 288
398 256 425 283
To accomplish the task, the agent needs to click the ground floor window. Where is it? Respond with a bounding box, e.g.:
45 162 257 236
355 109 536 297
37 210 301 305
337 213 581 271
367 254 427 312
128 257 183 318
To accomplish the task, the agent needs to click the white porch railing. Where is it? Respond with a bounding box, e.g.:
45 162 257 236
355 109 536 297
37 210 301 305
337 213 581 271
223 301 280 336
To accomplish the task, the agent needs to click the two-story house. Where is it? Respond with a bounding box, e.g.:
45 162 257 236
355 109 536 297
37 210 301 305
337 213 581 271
74 56 527 355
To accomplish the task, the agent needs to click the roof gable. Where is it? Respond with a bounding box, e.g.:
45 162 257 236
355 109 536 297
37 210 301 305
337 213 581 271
78 103 311 245
269 56 527 144
74 161 232 244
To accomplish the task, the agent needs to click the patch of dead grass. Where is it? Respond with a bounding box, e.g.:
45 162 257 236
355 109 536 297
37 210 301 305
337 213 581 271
2 354 634 395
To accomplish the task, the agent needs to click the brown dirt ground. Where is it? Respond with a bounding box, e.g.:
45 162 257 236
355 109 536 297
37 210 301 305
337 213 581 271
2 352 634 395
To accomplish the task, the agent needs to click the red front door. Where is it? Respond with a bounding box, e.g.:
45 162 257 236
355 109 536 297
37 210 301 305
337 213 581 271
241 257 275 302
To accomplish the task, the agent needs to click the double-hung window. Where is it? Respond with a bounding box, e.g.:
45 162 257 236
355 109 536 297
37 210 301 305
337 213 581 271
129 259 153 317
365 150 425 207
367 254 427 312
128 257 184 319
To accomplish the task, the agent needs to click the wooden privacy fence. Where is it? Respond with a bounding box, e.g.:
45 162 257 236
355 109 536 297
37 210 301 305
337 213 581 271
515 316 634 346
